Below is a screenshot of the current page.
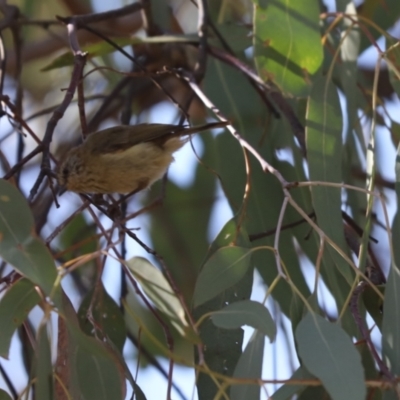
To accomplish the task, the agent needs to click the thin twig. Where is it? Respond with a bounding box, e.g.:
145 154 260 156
29 20 88 202
56 3 143 27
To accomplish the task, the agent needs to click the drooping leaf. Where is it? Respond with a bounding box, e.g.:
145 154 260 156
74 345 125 400
271 366 314 400
0 180 60 306
338 2 360 137
382 264 400 376
230 330 265 400
211 300 276 342
306 76 353 285
296 312 366 400
63 293 126 400
208 217 250 254
385 37 400 99
254 0 323 96
0 279 40 358
78 283 127 353
58 213 97 290
0 389 12 400
383 140 400 386
359 0 400 51
193 219 253 400
34 324 54 400
193 246 253 307
126 256 192 339
146 133 218 301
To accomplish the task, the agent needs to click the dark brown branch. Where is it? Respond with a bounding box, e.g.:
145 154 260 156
249 212 315 242
28 22 87 202
350 282 393 382
79 25 189 119
194 0 209 82
0 361 17 399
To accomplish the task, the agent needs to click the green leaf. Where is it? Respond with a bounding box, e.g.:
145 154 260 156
193 246 253 307
75 345 124 400
298 386 328 399
359 0 400 52
78 283 127 353
211 300 276 342
271 366 314 400
62 293 125 400
384 142 400 384
296 312 366 400
363 285 384 331
126 257 190 337
209 23 252 52
306 76 353 285
59 213 97 260
390 120 400 147
0 180 60 305
146 133 217 302
254 0 323 96
193 219 253 400
338 2 360 137
0 279 40 358
230 330 265 400
34 324 54 400
0 389 12 400
208 217 250 254
382 264 400 376
385 38 400 99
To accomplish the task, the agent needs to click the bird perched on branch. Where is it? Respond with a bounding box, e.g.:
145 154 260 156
58 121 228 195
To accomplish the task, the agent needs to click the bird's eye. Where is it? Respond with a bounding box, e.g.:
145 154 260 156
62 167 69 178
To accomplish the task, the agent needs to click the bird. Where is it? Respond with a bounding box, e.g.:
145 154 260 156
58 121 228 195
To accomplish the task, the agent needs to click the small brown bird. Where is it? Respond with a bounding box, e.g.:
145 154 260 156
58 121 228 194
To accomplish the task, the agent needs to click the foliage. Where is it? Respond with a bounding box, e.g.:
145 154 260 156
0 1 400 399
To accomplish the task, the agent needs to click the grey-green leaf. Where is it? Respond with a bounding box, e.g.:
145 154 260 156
34 324 54 400
193 246 253 307
0 389 12 400
78 283 127 353
295 312 366 400
0 180 59 305
306 77 353 285
75 346 124 400
271 366 314 400
211 300 276 342
382 263 400 375
126 256 189 337
0 279 40 358
230 330 265 400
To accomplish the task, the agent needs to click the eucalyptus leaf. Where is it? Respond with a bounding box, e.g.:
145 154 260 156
0 180 60 306
126 256 190 337
0 279 40 358
230 330 265 400
211 300 276 342
193 246 253 307
34 325 54 400
254 0 323 96
296 312 366 400
0 389 12 400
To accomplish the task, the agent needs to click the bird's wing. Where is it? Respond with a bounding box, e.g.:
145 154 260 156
87 124 187 154
86 121 228 154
